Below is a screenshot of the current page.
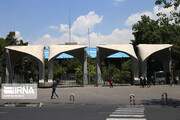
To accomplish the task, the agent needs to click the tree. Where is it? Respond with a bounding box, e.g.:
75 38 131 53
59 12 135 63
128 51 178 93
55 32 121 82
155 0 180 72
131 0 180 77
132 15 161 46
155 0 180 24
0 31 29 82
0 37 6 74
5 31 28 46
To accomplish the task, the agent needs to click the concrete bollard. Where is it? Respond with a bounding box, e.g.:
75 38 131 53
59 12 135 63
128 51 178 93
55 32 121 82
162 92 168 103
70 93 75 104
130 94 135 105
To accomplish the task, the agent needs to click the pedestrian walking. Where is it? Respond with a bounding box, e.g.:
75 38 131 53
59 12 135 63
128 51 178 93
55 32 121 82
175 76 179 85
151 75 155 86
140 76 144 88
51 79 59 99
110 77 114 88
143 77 147 87
147 78 150 88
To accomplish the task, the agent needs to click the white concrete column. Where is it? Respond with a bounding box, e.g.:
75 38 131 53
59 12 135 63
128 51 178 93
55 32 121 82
48 59 53 83
38 60 45 83
6 49 11 83
141 59 147 78
83 48 88 85
131 57 139 84
96 47 102 86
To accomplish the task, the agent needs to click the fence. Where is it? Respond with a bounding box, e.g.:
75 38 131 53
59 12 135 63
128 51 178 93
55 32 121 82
0 74 38 84
55 74 83 87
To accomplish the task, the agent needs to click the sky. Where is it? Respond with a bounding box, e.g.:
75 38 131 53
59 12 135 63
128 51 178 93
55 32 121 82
0 0 178 47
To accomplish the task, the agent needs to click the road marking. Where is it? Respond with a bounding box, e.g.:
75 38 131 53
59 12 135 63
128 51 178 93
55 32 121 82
112 112 144 115
106 118 146 120
0 112 7 114
106 105 146 120
110 114 145 117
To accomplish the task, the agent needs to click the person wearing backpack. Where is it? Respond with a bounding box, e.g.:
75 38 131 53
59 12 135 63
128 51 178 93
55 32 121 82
51 79 59 99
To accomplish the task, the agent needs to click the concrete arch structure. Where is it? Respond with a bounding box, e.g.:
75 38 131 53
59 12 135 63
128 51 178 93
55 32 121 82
5 45 45 83
137 44 173 78
48 45 88 85
96 44 139 85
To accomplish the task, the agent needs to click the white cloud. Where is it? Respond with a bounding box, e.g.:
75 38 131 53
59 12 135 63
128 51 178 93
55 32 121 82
49 25 59 30
95 29 133 46
75 28 133 47
49 11 103 35
154 5 180 17
32 34 68 47
32 28 133 47
114 0 125 5
15 31 23 40
125 5 180 26
125 11 156 26
59 24 69 32
42 34 51 39
71 11 103 35
32 11 133 47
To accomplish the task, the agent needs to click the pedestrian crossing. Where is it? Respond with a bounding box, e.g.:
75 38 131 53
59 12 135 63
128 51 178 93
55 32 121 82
106 105 146 120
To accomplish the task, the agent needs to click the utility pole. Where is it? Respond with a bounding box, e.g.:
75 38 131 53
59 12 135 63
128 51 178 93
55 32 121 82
69 7 71 43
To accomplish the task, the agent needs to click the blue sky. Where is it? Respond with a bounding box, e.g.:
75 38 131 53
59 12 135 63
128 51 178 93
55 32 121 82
0 0 175 47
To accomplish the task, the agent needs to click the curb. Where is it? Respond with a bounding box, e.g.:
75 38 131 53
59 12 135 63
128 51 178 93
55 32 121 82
0 102 43 107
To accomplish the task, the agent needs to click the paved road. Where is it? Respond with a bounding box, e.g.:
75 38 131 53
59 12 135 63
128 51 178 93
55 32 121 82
0 104 180 120
1 85 180 105
0 85 180 120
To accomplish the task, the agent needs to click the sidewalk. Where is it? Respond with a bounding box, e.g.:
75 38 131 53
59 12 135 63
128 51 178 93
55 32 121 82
0 85 180 105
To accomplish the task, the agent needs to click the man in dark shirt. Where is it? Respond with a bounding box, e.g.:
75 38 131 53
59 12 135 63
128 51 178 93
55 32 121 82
51 80 59 99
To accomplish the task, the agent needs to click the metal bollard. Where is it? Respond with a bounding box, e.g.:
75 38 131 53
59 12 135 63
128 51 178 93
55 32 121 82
130 94 135 105
70 93 75 104
162 92 168 103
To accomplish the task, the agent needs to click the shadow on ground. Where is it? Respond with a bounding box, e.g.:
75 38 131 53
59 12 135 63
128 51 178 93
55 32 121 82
141 98 180 108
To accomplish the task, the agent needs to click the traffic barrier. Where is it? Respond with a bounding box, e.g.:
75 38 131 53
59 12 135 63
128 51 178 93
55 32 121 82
70 93 75 104
162 92 168 103
130 94 135 105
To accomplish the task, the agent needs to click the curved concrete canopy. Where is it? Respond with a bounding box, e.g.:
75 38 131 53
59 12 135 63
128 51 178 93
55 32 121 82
48 44 88 84
5 45 45 83
5 45 44 63
97 44 138 60
48 45 87 63
137 44 173 61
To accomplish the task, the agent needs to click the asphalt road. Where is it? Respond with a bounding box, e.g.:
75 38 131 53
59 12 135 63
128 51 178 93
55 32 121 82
1 85 180 120
0 104 180 120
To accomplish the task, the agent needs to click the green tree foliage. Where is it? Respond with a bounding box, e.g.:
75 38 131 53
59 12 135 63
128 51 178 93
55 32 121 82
5 32 28 46
155 0 180 71
0 32 28 75
132 15 161 46
0 37 6 74
131 0 180 75
0 31 30 83
101 59 132 84
14 57 39 83
155 0 180 24
53 58 83 84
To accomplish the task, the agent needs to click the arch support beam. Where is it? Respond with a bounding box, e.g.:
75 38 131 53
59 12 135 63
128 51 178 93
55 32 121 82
138 44 172 79
96 47 103 85
83 48 88 85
